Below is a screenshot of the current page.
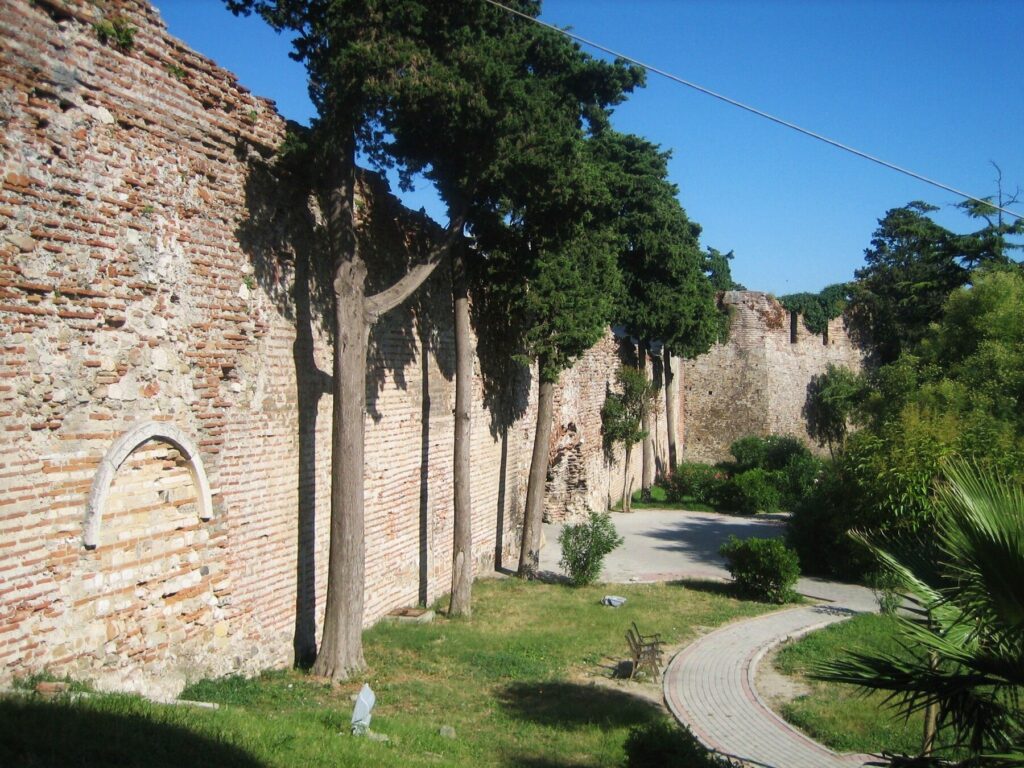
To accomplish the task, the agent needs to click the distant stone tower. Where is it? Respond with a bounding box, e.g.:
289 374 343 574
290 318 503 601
679 291 866 464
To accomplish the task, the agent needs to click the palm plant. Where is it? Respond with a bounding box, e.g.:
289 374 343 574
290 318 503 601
814 462 1024 766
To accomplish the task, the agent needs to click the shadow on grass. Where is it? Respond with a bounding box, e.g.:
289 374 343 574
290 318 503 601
503 757 603 768
665 578 735 598
497 681 661 731
0 697 266 768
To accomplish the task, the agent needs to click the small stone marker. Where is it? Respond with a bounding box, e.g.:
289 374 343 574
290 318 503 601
351 683 376 735
601 595 627 607
439 725 456 739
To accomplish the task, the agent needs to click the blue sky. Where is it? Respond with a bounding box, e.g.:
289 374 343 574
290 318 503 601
154 1 1024 294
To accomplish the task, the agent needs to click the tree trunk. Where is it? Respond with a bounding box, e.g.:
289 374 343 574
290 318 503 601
449 248 474 616
921 649 939 756
663 346 678 472
621 444 633 512
518 371 555 578
313 256 370 680
311 149 465 681
640 341 654 501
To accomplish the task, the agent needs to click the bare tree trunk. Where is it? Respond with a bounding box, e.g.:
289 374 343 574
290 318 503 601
921 648 939 756
640 340 654 501
449 248 474 616
312 150 465 680
313 257 370 680
663 346 678 473
621 444 632 512
518 371 555 578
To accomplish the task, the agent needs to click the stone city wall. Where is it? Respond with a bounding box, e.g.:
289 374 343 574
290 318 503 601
0 0 657 694
679 291 867 465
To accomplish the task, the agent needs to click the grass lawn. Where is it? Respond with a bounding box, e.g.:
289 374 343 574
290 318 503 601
615 485 718 513
773 613 960 758
2 578 774 768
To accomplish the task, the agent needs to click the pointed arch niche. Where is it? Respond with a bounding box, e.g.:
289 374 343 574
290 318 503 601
83 421 213 549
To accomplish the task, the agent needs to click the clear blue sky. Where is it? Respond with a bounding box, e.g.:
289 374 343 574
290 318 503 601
154 0 1024 294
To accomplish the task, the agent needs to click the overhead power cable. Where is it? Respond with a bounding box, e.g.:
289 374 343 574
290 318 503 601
484 0 1023 223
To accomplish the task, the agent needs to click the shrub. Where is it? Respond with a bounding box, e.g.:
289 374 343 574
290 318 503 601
730 434 812 472
558 510 624 586
624 720 737 767
719 535 800 603
665 462 728 505
729 435 769 473
724 468 782 514
786 459 878 579
779 452 825 510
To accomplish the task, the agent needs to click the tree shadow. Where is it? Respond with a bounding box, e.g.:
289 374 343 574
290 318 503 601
496 681 661 731
235 142 459 655
664 578 736 598
0 697 267 768
639 515 786 571
502 757 602 768
234 138 328 668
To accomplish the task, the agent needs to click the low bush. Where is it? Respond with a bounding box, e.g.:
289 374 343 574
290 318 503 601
665 462 728 505
624 720 738 767
779 452 825 510
724 468 782 514
558 510 624 586
730 434 810 473
719 535 800 603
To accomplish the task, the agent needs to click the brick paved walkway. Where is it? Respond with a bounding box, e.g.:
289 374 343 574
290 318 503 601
663 604 876 768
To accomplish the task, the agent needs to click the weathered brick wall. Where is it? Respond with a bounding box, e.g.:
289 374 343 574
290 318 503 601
0 0 654 694
679 291 866 464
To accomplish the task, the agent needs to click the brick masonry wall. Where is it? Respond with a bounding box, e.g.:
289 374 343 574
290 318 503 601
679 291 867 464
0 0 656 694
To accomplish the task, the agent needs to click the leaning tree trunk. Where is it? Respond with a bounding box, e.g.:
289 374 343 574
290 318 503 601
663 346 678 472
640 341 654 500
449 248 474 616
518 369 555 578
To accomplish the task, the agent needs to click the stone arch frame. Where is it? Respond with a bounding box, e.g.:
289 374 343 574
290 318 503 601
83 421 213 549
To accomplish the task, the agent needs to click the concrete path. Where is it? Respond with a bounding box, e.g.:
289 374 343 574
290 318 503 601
541 509 879 768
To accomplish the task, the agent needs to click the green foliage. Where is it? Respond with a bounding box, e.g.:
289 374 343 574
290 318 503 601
94 17 136 52
704 247 745 292
847 200 1015 362
719 536 800 603
601 366 654 455
165 63 187 81
778 283 850 335
805 364 867 455
729 434 808 473
624 720 738 767
665 463 728 506
724 468 782 515
594 131 719 360
557 510 624 586
815 464 1024 764
774 614 962 757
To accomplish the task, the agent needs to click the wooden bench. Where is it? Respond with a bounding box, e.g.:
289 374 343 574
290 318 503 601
625 625 664 680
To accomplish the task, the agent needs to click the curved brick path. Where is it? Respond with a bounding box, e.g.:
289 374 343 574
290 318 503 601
541 509 882 767
663 603 876 768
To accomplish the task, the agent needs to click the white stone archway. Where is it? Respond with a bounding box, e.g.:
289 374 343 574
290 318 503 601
83 421 213 548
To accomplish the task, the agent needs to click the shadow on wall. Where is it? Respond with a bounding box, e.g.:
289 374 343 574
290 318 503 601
232 136 535 652
0 698 267 768
234 139 326 668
